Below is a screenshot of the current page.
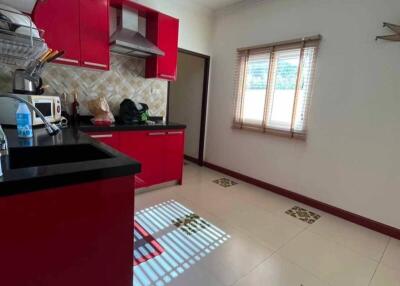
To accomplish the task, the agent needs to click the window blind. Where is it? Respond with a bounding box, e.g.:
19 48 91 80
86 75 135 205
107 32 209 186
233 35 321 138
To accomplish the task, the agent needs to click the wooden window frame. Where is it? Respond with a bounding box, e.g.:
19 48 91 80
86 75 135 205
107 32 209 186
233 35 322 139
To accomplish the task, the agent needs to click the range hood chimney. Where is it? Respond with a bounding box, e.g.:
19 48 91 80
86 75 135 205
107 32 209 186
110 7 164 58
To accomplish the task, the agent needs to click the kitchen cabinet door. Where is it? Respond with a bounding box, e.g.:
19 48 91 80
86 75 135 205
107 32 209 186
145 131 168 186
146 13 179 81
33 0 81 66
119 131 150 189
164 130 184 184
80 0 110 70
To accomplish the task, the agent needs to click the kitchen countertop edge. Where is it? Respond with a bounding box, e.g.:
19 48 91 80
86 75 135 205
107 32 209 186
0 128 141 197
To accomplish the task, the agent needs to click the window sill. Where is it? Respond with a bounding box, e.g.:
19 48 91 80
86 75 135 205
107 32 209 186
232 124 307 140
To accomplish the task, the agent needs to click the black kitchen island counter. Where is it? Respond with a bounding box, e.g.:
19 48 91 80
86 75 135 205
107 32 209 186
78 121 186 133
0 128 141 196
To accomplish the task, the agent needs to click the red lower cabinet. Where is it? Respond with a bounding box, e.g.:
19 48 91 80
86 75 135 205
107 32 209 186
165 130 185 183
87 129 185 188
0 176 134 286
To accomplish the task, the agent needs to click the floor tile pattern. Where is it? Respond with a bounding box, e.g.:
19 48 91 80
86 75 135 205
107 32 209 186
171 213 211 236
135 164 400 286
134 200 231 286
285 206 321 224
213 178 238 188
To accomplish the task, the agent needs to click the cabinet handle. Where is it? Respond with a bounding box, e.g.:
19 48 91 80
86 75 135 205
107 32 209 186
90 134 113 139
57 57 79 64
83 61 108 68
148 132 166 136
167 131 184 135
159 74 175 80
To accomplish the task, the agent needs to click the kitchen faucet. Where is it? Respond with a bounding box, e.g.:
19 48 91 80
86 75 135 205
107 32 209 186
0 93 60 138
0 93 61 177
0 125 7 155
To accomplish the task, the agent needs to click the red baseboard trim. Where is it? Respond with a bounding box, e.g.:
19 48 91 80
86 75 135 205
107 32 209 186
184 155 200 165
204 161 400 240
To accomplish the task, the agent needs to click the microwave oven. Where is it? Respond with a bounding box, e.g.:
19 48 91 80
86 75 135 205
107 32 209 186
0 94 62 126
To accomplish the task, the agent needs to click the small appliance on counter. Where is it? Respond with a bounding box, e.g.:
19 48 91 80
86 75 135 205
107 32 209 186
0 94 62 127
119 99 149 124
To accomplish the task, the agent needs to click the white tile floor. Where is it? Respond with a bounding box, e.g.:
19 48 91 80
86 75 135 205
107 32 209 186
134 163 400 286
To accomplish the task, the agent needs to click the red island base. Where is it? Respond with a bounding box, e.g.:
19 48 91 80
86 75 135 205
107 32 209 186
0 176 135 286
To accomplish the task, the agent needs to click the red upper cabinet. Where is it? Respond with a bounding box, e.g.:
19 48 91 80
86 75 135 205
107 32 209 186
33 0 81 66
80 0 110 70
33 0 110 70
146 12 179 81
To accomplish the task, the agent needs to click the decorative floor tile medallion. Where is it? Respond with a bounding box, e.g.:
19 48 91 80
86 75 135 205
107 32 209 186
285 206 321 224
213 178 238 188
172 213 211 236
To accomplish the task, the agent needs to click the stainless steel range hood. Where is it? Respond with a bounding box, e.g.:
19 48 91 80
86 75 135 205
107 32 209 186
110 7 164 58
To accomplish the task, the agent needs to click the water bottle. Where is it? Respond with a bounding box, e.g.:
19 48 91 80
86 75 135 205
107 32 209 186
16 103 33 138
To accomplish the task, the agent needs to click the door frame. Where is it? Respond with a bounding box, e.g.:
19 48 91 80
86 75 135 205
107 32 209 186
167 48 211 166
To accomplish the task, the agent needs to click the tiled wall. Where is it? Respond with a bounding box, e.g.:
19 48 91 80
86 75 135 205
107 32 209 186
0 54 168 117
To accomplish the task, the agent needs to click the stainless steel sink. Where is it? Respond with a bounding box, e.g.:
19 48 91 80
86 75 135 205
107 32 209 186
8 144 114 169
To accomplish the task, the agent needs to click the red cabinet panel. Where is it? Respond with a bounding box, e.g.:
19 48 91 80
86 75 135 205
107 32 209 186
80 0 110 70
87 129 184 188
33 0 110 70
118 131 148 189
165 130 184 184
0 176 134 286
33 0 81 66
145 131 168 186
146 12 179 81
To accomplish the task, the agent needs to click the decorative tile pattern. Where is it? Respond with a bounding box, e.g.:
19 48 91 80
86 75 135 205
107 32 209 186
0 54 168 117
285 206 321 224
172 213 211 236
213 178 238 188
134 200 231 286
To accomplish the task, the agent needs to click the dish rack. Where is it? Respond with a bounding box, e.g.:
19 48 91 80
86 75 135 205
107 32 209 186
0 7 47 66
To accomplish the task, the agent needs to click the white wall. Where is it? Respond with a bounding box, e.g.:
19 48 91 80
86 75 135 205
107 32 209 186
128 0 214 55
169 52 205 158
206 0 400 228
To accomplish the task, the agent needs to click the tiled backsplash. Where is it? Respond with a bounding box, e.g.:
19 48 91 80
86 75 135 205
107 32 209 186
0 54 168 117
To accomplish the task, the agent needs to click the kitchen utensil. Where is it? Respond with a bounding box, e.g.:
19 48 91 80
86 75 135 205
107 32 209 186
13 69 37 94
45 50 64 63
43 50 59 62
39 49 52 62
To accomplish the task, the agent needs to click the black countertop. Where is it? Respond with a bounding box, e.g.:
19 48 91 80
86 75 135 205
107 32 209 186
0 128 141 197
78 121 186 133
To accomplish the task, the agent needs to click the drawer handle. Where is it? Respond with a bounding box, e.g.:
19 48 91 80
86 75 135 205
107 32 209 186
148 132 166 136
167 131 183 135
57 57 79 64
160 74 175 79
90 134 113 139
83 61 108 68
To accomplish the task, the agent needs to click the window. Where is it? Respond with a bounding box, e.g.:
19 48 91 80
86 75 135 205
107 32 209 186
233 36 321 138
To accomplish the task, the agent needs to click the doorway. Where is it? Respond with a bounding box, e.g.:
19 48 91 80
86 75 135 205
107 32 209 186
167 49 210 166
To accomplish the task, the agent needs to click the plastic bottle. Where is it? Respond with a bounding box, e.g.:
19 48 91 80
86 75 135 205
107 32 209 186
71 92 80 127
16 102 33 138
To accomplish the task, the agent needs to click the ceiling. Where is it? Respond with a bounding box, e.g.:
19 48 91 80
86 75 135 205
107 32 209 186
192 0 245 10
